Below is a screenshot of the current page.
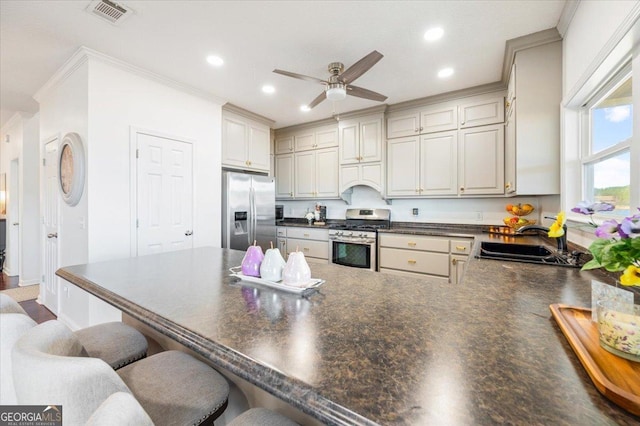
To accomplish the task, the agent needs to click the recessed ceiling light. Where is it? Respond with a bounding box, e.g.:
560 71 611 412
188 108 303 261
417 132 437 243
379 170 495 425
262 85 275 94
300 105 311 112
424 27 444 42
438 67 454 78
206 55 224 67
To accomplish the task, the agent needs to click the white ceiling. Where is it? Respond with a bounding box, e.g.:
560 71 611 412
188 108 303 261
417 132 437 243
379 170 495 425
0 0 567 130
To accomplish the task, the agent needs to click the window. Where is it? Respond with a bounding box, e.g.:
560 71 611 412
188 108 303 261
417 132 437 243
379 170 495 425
582 69 632 217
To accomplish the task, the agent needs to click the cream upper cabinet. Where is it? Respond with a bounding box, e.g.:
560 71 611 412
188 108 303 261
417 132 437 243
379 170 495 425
420 131 458 196
222 110 271 173
420 105 458 134
340 163 384 193
387 131 457 197
458 123 504 195
504 102 516 194
275 154 294 199
275 135 294 155
386 111 421 139
386 136 421 196
315 126 339 149
294 147 339 198
458 97 504 129
339 115 383 164
294 132 315 151
507 41 561 195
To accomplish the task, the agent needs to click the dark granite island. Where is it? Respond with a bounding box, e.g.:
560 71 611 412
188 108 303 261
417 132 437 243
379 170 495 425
57 246 639 425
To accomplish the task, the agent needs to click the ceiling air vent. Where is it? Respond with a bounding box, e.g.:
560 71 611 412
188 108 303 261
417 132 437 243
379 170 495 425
86 0 134 25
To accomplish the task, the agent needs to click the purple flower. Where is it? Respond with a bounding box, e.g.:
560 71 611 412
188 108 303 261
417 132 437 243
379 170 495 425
571 201 615 215
595 219 620 238
620 212 640 237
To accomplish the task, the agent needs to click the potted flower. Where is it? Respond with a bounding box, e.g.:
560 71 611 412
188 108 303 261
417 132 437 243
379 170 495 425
570 202 640 286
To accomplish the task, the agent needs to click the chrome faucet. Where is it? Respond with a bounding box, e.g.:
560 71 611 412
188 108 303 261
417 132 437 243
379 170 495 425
517 217 568 254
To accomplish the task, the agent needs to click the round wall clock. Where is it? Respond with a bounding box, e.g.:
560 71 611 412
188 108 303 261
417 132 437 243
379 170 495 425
58 132 85 206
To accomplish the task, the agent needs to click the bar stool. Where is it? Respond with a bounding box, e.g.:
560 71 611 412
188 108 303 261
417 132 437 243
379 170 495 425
0 293 147 369
85 392 154 426
229 407 300 426
13 320 230 426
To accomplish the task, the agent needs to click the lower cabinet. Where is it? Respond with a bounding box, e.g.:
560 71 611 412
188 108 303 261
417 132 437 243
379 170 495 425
378 233 473 283
282 227 329 263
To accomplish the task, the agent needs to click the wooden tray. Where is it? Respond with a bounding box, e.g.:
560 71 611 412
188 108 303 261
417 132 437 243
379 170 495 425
550 304 640 415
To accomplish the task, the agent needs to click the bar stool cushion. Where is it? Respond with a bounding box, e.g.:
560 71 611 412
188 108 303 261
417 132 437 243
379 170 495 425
0 293 29 314
75 322 148 369
229 407 300 426
0 313 37 404
85 392 154 426
117 350 230 426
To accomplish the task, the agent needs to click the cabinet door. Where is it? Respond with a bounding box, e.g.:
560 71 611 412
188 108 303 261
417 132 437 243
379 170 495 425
450 255 467 284
420 131 457 196
459 97 504 129
275 136 294 154
247 124 271 172
221 116 248 169
315 148 339 198
294 132 316 151
420 105 458 134
275 154 294 199
504 103 516 194
386 136 420 197
387 112 420 139
294 151 316 197
340 163 383 193
315 126 339 149
339 120 360 164
359 117 382 163
458 124 504 195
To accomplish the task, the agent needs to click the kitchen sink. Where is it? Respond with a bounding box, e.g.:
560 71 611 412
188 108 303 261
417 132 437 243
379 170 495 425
476 242 582 268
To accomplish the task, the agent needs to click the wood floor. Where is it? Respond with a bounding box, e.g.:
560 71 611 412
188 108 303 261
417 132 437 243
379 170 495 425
1 273 57 323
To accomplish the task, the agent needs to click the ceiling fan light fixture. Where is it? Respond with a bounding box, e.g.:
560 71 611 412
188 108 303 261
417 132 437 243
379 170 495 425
326 84 347 101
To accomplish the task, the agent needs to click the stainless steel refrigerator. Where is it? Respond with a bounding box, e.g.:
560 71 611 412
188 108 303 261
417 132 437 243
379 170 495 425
222 171 276 252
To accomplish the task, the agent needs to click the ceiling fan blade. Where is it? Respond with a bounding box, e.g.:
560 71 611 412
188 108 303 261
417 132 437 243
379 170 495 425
273 69 327 85
346 85 388 102
307 91 327 109
338 51 384 84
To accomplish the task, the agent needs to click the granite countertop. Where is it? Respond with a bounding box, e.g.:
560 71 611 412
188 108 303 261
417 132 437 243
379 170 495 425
57 243 640 425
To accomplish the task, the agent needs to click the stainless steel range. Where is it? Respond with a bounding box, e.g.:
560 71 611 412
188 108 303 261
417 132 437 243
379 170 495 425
328 208 390 271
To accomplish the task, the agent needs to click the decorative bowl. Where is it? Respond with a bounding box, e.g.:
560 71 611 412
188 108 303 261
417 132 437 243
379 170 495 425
596 300 640 362
503 217 536 230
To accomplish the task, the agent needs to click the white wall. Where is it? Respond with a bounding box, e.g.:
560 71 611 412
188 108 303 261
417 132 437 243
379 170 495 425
0 113 41 283
280 185 559 227
87 58 223 263
563 1 639 98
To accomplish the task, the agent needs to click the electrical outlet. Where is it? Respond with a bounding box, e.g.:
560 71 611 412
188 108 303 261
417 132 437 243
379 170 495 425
412 208 419 216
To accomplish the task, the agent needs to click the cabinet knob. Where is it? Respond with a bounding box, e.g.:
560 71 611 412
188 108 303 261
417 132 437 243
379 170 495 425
461 121 465 125
505 100 511 108
415 189 420 193
414 128 420 133
289 147 293 151
420 126 424 131
407 259 417 264
303 247 310 252
304 233 310 237
407 242 417 247
290 192 293 196
460 187 464 192
455 246 466 251
452 258 458 265
505 183 511 189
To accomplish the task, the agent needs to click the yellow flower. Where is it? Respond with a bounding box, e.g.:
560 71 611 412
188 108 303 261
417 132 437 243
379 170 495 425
620 265 640 286
548 211 566 238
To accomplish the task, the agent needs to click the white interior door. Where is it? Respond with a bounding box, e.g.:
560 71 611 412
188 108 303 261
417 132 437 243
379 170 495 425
43 140 59 313
136 132 193 256
6 159 20 277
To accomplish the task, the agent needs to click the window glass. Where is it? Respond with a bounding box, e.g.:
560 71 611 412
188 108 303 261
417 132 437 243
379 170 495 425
586 150 631 216
590 77 632 154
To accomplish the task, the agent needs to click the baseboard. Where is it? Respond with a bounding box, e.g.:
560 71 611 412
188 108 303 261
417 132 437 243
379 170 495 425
18 279 39 287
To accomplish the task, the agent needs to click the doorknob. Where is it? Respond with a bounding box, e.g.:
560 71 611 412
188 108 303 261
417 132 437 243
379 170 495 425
12 222 19 226
47 233 58 239
185 230 193 236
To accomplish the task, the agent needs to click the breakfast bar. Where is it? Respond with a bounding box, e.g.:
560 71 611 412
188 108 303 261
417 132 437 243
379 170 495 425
56 246 639 425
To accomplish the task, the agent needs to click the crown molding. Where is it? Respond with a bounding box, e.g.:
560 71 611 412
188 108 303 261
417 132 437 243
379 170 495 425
34 46 227 105
501 27 562 85
557 0 579 38
1 112 34 134
335 104 387 120
274 116 338 135
222 103 275 127
386 81 505 114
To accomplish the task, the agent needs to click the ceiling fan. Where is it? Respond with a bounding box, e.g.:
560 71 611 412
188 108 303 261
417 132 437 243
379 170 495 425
273 50 388 109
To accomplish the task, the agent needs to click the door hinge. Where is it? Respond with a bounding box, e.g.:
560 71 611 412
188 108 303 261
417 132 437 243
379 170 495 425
136 149 139 159
42 158 46 166
42 274 45 283
136 219 139 228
